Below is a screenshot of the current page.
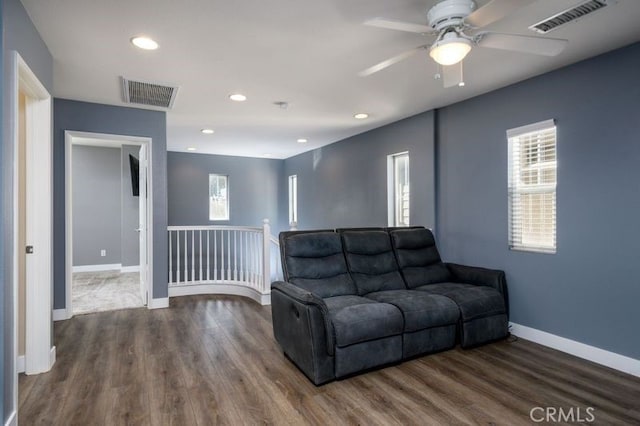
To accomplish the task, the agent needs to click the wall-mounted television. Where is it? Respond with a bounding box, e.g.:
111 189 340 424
129 154 139 197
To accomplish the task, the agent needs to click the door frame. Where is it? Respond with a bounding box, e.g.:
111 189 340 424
10 51 54 383
64 131 153 316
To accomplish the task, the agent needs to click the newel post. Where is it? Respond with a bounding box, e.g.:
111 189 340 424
262 218 271 292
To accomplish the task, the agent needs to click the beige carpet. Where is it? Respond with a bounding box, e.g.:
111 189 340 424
72 270 143 315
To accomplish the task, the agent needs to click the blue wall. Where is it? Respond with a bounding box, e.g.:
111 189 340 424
168 152 282 230
2 0 53 421
436 42 640 359
72 145 123 266
283 111 436 232
3 0 52 92
54 99 168 305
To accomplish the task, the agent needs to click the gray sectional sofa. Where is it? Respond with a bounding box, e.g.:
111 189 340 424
271 227 509 385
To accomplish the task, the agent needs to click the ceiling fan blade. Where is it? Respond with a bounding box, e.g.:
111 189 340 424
359 47 423 77
476 32 568 56
465 0 532 28
364 18 433 34
442 63 463 88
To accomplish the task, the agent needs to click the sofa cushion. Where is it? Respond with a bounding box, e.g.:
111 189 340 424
416 282 474 294
365 290 459 332
417 284 506 322
325 295 403 347
324 295 376 311
341 230 406 295
282 231 357 298
390 228 453 288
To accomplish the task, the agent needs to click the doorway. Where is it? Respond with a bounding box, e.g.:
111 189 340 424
65 132 153 316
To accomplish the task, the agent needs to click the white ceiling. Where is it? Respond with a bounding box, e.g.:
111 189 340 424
21 0 640 159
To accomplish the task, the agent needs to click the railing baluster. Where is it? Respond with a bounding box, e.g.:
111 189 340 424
227 230 231 280
262 220 270 293
253 232 258 287
220 230 225 281
206 230 210 282
191 230 195 282
240 231 242 281
176 230 181 283
214 230 218 281
184 230 188 282
234 230 238 281
248 232 253 285
198 230 203 282
168 231 173 285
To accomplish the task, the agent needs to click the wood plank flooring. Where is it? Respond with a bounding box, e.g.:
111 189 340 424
19 295 640 425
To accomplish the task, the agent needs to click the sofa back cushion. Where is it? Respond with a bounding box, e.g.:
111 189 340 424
390 228 452 289
280 231 357 298
341 230 406 295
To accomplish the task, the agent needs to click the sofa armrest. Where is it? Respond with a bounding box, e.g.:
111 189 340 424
271 281 334 355
272 281 323 305
445 263 509 317
271 281 336 384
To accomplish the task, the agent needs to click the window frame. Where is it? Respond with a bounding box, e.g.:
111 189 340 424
208 173 230 221
387 151 410 227
288 174 298 227
507 119 557 254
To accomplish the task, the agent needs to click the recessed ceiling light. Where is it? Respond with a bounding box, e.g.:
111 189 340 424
131 36 158 50
229 94 247 102
297 138 308 143
354 113 369 120
186 147 196 151
201 129 215 134
458 81 466 87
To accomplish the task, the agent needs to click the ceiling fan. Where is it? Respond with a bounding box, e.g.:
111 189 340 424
359 0 568 87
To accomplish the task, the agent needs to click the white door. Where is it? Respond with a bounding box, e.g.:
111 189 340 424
138 144 148 305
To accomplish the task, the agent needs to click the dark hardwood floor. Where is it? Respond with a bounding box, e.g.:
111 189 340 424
19 295 640 425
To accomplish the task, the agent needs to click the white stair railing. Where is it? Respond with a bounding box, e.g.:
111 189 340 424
168 219 281 305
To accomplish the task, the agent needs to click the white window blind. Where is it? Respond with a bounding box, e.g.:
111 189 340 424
288 175 297 226
507 119 557 253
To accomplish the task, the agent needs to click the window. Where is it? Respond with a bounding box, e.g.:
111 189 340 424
209 174 229 221
388 152 410 227
288 175 298 226
507 119 557 253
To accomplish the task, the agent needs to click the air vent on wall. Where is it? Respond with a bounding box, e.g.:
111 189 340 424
529 0 613 34
121 77 179 109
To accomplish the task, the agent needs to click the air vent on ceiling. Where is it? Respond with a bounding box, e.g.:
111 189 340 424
529 0 613 34
121 77 179 109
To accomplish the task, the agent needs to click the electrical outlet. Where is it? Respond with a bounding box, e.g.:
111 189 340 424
100 249 106 257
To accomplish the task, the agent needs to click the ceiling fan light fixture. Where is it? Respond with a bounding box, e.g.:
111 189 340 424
429 33 472 66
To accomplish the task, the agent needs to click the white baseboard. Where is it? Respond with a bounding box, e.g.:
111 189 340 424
148 297 169 309
509 322 640 378
169 283 271 306
121 265 140 273
5 410 17 426
72 263 121 273
16 355 25 373
53 308 71 321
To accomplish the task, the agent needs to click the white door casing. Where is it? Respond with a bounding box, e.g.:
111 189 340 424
65 131 153 315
